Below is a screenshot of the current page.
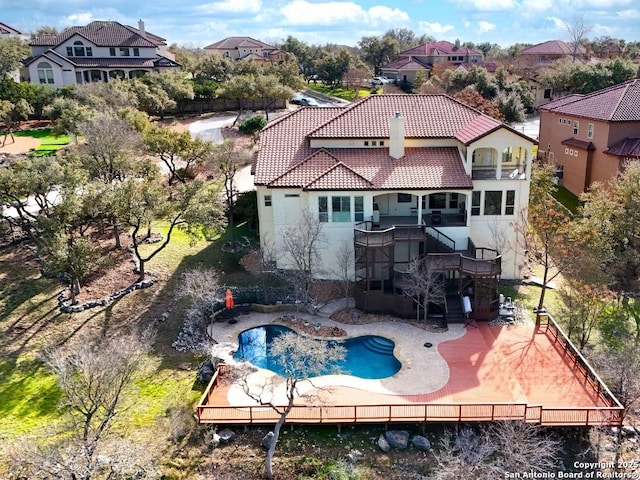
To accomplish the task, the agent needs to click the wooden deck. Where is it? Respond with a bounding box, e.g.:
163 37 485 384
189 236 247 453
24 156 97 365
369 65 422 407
196 314 623 427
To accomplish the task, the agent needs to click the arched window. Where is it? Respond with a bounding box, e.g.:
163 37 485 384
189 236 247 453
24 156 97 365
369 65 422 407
37 62 54 84
67 40 92 57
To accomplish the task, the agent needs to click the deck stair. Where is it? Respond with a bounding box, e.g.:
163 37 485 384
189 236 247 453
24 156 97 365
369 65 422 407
446 293 465 323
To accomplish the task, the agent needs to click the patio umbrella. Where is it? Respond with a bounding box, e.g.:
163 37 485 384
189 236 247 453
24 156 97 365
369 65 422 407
225 289 234 309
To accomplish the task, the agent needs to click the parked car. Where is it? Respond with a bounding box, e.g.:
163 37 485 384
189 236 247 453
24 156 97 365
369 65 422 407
372 76 392 85
291 96 319 107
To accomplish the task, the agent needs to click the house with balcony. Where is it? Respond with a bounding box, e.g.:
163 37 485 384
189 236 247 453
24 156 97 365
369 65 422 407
381 40 483 85
253 94 535 321
204 36 288 63
538 79 640 196
24 20 179 87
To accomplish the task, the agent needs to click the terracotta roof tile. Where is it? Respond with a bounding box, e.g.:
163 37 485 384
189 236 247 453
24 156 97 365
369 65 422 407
383 57 430 71
539 80 640 122
561 138 596 150
30 21 161 48
204 36 275 50
399 41 481 57
0 22 22 35
605 137 640 157
520 40 586 56
308 94 497 139
305 163 374 190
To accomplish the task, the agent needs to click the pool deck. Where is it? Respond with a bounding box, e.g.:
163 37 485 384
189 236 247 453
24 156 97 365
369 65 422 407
198 310 623 426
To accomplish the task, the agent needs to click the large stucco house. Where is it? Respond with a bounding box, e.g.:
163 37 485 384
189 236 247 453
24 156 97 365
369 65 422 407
24 20 179 87
203 36 288 64
538 79 640 196
253 95 535 320
381 40 484 85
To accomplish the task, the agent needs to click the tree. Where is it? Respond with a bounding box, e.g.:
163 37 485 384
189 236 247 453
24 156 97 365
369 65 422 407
579 161 640 291
558 280 614 349
9 332 154 480
453 88 503 120
0 98 33 146
520 164 579 313
31 25 58 38
217 74 256 125
430 422 561 479
358 35 398 74
495 91 526 124
382 28 431 52
206 138 248 247
566 14 592 62
332 240 353 299
0 37 30 78
278 208 326 304
402 256 446 324
145 126 213 185
342 67 371 98
253 73 294 120
116 177 223 281
235 332 346 479
315 50 352 85
45 97 90 140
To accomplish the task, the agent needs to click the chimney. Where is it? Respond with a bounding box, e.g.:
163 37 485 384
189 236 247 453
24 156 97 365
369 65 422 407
138 19 145 36
389 112 405 159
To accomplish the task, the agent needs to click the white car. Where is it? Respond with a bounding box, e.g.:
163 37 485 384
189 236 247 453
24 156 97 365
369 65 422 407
372 76 392 85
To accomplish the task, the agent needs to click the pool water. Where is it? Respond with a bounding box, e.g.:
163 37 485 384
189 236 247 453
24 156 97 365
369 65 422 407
233 325 401 379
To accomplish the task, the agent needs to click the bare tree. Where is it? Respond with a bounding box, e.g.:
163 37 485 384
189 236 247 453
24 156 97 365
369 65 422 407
402 256 446 324
234 332 346 479
430 422 562 480
566 14 592 62
332 240 353 299
279 208 326 304
8 332 153 480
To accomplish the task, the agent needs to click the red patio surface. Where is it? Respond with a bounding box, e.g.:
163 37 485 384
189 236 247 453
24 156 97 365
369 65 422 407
198 317 621 426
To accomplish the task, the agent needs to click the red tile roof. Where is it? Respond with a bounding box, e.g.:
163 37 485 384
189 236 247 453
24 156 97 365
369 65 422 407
204 36 277 51
561 138 596 150
0 22 22 35
539 80 640 122
520 40 586 56
30 21 162 48
605 137 640 157
400 41 481 57
254 94 517 191
383 57 430 71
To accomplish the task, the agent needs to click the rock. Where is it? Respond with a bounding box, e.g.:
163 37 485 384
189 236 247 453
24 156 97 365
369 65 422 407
385 430 410 450
377 433 390 452
218 428 236 444
197 364 214 384
209 432 220 449
345 449 362 463
261 431 275 450
412 435 431 452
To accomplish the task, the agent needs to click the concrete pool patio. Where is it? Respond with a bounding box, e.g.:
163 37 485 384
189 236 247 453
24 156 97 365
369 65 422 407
197 309 623 427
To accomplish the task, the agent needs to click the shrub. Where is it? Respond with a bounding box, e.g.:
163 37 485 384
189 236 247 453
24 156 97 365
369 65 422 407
238 115 267 134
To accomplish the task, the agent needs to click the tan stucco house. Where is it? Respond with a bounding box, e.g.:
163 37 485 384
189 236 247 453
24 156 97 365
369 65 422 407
253 94 535 320
538 79 640 195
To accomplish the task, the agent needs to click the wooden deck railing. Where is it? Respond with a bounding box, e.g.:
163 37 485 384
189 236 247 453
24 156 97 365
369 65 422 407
537 313 623 418
197 398 621 426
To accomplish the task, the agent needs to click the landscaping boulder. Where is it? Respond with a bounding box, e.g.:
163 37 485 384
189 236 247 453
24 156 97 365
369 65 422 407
345 449 362 463
197 359 215 383
377 433 390 452
217 428 236 444
412 435 431 452
261 431 275 450
385 430 410 449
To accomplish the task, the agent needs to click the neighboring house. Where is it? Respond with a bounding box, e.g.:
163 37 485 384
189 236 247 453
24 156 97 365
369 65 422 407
538 79 640 196
1 22 26 82
381 40 484 85
518 40 591 108
203 36 287 63
253 94 535 320
0 21 23 39
24 20 179 87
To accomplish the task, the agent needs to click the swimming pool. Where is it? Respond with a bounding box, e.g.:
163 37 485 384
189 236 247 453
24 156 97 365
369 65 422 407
233 325 402 379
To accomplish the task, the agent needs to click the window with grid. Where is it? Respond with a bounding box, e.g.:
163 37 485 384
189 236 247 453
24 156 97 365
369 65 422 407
588 123 594 139
318 196 328 223
332 196 351 222
354 196 364 221
484 191 502 215
573 120 579 135
471 191 481 216
37 62 54 84
505 190 515 215
264 195 272 207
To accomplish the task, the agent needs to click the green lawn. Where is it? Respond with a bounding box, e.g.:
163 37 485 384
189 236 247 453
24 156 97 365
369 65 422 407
307 83 373 101
14 128 73 156
552 185 582 214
